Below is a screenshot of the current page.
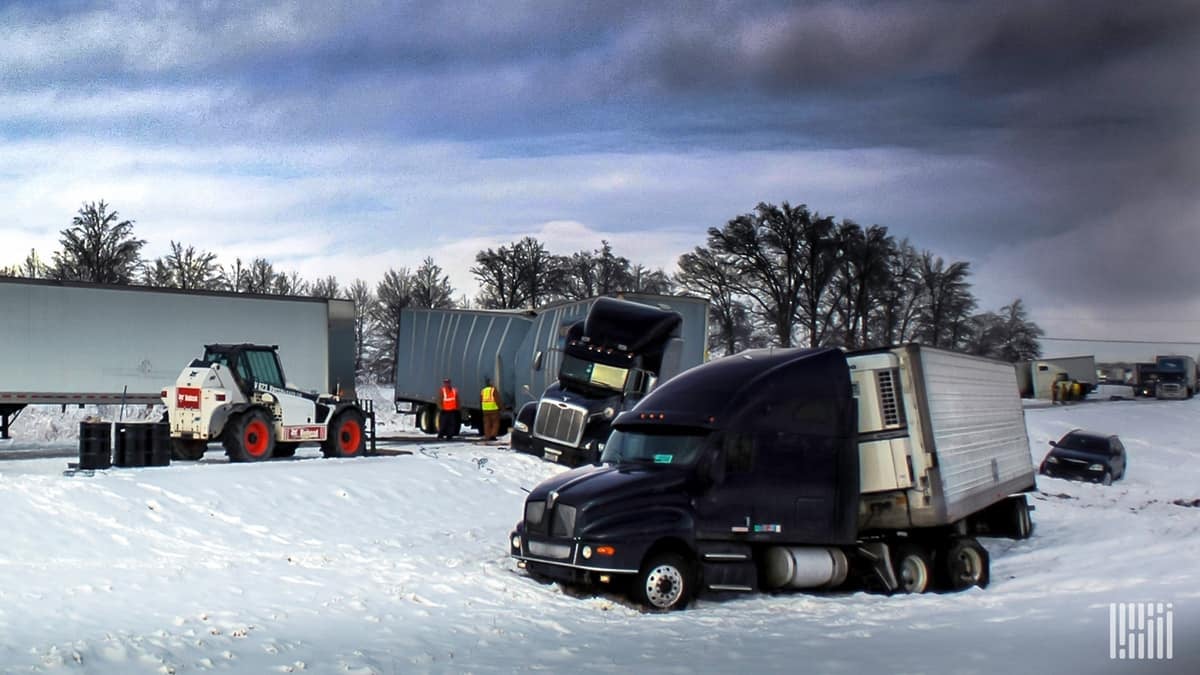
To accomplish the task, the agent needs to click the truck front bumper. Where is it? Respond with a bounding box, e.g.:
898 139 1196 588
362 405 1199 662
509 525 639 582
510 431 601 467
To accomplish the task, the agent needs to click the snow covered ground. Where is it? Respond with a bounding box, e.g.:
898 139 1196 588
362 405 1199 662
0 389 1197 674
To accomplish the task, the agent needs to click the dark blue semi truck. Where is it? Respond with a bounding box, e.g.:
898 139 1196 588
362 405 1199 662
510 344 1038 610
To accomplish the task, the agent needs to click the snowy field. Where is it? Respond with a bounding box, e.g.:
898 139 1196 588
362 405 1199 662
0 387 1197 674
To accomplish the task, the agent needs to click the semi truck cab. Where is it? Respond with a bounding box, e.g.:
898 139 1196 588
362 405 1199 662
512 297 684 466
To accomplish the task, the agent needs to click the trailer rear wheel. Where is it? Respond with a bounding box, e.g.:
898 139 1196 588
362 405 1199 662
893 543 932 594
323 408 366 458
224 410 275 462
941 538 990 591
417 405 438 435
632 552 693 611
170 438 208 461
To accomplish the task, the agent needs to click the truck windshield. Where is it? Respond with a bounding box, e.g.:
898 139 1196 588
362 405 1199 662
601 429 709 467
560 354 629 392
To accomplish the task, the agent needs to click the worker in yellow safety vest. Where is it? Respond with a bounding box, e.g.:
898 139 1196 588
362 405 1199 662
481 378 500 441
437 378 459 439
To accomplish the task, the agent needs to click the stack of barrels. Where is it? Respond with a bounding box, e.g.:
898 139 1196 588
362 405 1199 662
78 421 171 470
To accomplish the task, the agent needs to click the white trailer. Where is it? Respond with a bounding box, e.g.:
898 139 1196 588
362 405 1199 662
0 277 355 438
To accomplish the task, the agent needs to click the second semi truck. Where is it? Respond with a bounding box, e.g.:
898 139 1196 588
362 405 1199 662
510 344 1037 610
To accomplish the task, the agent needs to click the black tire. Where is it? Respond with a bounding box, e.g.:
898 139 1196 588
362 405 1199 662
1102 471 1113 486
170 438 208 461
418 405 438 435
940 538 990 591
632 552 693 611
273 442 298 458
892 543 933 594
223 409 275 462
1012 497 1033 540
323 408 366 458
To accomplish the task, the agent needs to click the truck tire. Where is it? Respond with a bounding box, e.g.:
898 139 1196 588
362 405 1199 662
418 405 438 435
1013 498 1033 540
224 409 275 462
632 552 693 611
273 442 298 458
323 408 366 458
170 438 208 461
892 543 932 594
940 538 990 591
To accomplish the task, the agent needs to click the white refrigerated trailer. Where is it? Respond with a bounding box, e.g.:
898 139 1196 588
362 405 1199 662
0 277 356 438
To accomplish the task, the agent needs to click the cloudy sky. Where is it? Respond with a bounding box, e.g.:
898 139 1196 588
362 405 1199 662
1 1 1197 359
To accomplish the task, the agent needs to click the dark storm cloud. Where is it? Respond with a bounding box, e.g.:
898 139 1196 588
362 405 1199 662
1 0 1197 323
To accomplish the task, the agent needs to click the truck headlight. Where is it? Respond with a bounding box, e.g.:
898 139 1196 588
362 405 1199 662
582 545 593 559
1088 463 1104 471
514 421 529 433
603 406 616 419
1047 456 1059 464
511 535 521 549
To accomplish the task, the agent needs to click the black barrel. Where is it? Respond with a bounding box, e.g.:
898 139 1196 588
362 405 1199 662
148 422 171 467
78 421 112 470
114 422 150 468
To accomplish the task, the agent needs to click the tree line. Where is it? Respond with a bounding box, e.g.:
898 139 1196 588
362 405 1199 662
2 199 1042 382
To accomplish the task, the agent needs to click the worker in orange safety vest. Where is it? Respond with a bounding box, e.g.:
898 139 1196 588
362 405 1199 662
481 377 500 441
438 378 459 439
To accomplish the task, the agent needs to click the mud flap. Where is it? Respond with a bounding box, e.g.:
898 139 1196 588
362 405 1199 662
858 542 899 593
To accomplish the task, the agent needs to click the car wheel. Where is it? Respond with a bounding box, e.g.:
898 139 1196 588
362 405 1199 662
1102 471 1113 486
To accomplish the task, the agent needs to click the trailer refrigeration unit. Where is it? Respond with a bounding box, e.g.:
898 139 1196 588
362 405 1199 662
510 344 1037 610
0 277 355 442
392 294 708 462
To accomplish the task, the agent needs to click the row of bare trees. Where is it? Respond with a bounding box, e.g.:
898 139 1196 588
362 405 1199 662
673 202 1041 359
3 200 1043 382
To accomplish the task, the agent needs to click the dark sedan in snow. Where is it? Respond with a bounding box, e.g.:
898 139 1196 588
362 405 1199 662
1039 430 1127 485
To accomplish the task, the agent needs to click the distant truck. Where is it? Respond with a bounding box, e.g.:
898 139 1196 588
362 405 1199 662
1153 355 1196 399
510 344 1037 610
0 277 355 440
1022 355 1096 400
392 295 708 452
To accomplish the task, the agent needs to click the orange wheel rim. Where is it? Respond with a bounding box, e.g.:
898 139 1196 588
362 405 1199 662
339 420 362 454
244 419 270 457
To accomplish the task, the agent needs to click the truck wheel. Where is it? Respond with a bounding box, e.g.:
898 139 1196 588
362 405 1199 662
170 438 208 461
632 552 693 611
941 538 990 591
323 408 366 458
1013 498 1033 540
224 410 275 462
892 543 932 594
273 442 298 458
418 405 438 435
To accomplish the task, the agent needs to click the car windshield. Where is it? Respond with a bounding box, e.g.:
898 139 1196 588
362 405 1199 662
600 429 709 467
1056 433 1111 456
560 354 629 392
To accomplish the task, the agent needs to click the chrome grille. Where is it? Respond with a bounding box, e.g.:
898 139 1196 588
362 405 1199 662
533 400 588 447
876 369 903 427
528 541 572 559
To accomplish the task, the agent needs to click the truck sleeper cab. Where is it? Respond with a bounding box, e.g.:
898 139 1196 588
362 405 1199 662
510 345 1036 610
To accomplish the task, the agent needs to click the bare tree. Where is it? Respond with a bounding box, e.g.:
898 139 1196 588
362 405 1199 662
51 201 145 284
